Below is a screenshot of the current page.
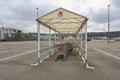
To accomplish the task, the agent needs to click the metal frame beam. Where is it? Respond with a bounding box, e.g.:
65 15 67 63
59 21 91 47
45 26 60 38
37 20 61 33
39 17 85 20
46 22 84 24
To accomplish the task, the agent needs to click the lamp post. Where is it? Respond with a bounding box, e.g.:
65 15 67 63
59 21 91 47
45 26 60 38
36 7 41 64
31 7 40 66
107 5 110 43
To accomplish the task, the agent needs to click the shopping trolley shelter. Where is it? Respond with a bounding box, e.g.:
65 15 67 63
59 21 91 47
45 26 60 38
33 7 91 68
1 7 120 80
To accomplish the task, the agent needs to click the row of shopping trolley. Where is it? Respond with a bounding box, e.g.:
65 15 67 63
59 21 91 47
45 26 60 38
53 40 79 60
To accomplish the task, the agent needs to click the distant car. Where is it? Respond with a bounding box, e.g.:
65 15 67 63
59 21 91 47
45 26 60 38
87 38 91 41
114 38 120 41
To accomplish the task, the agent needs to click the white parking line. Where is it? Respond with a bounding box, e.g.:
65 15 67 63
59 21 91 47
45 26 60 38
88 52 99 53
0 49 37 62
111 48 120 52
94 48 120 60
112 44 120 47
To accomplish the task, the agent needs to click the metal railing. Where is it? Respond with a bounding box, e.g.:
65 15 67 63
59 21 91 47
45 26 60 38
40 46 55 54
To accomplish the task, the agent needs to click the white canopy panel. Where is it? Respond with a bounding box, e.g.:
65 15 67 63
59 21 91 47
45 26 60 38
37 7 88 33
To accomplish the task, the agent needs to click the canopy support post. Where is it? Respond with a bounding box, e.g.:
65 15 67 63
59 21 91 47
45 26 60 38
85 23 95 69
58 33 59 41
76 34 78 41
37 22 41 64
85 23 88 67
81 29 83 48
54 31 57 53
55 31 56 42
49 28 51 56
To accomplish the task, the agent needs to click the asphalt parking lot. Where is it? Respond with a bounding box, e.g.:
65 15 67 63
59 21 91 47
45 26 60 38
0 41 120 80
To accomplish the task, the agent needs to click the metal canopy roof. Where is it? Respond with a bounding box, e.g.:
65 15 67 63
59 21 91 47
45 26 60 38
37 7 88 33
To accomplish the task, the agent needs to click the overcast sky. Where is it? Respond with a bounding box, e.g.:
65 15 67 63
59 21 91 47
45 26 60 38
0 0 120 33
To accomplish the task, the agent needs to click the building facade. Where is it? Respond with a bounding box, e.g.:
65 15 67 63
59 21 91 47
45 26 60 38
0 27 22 41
